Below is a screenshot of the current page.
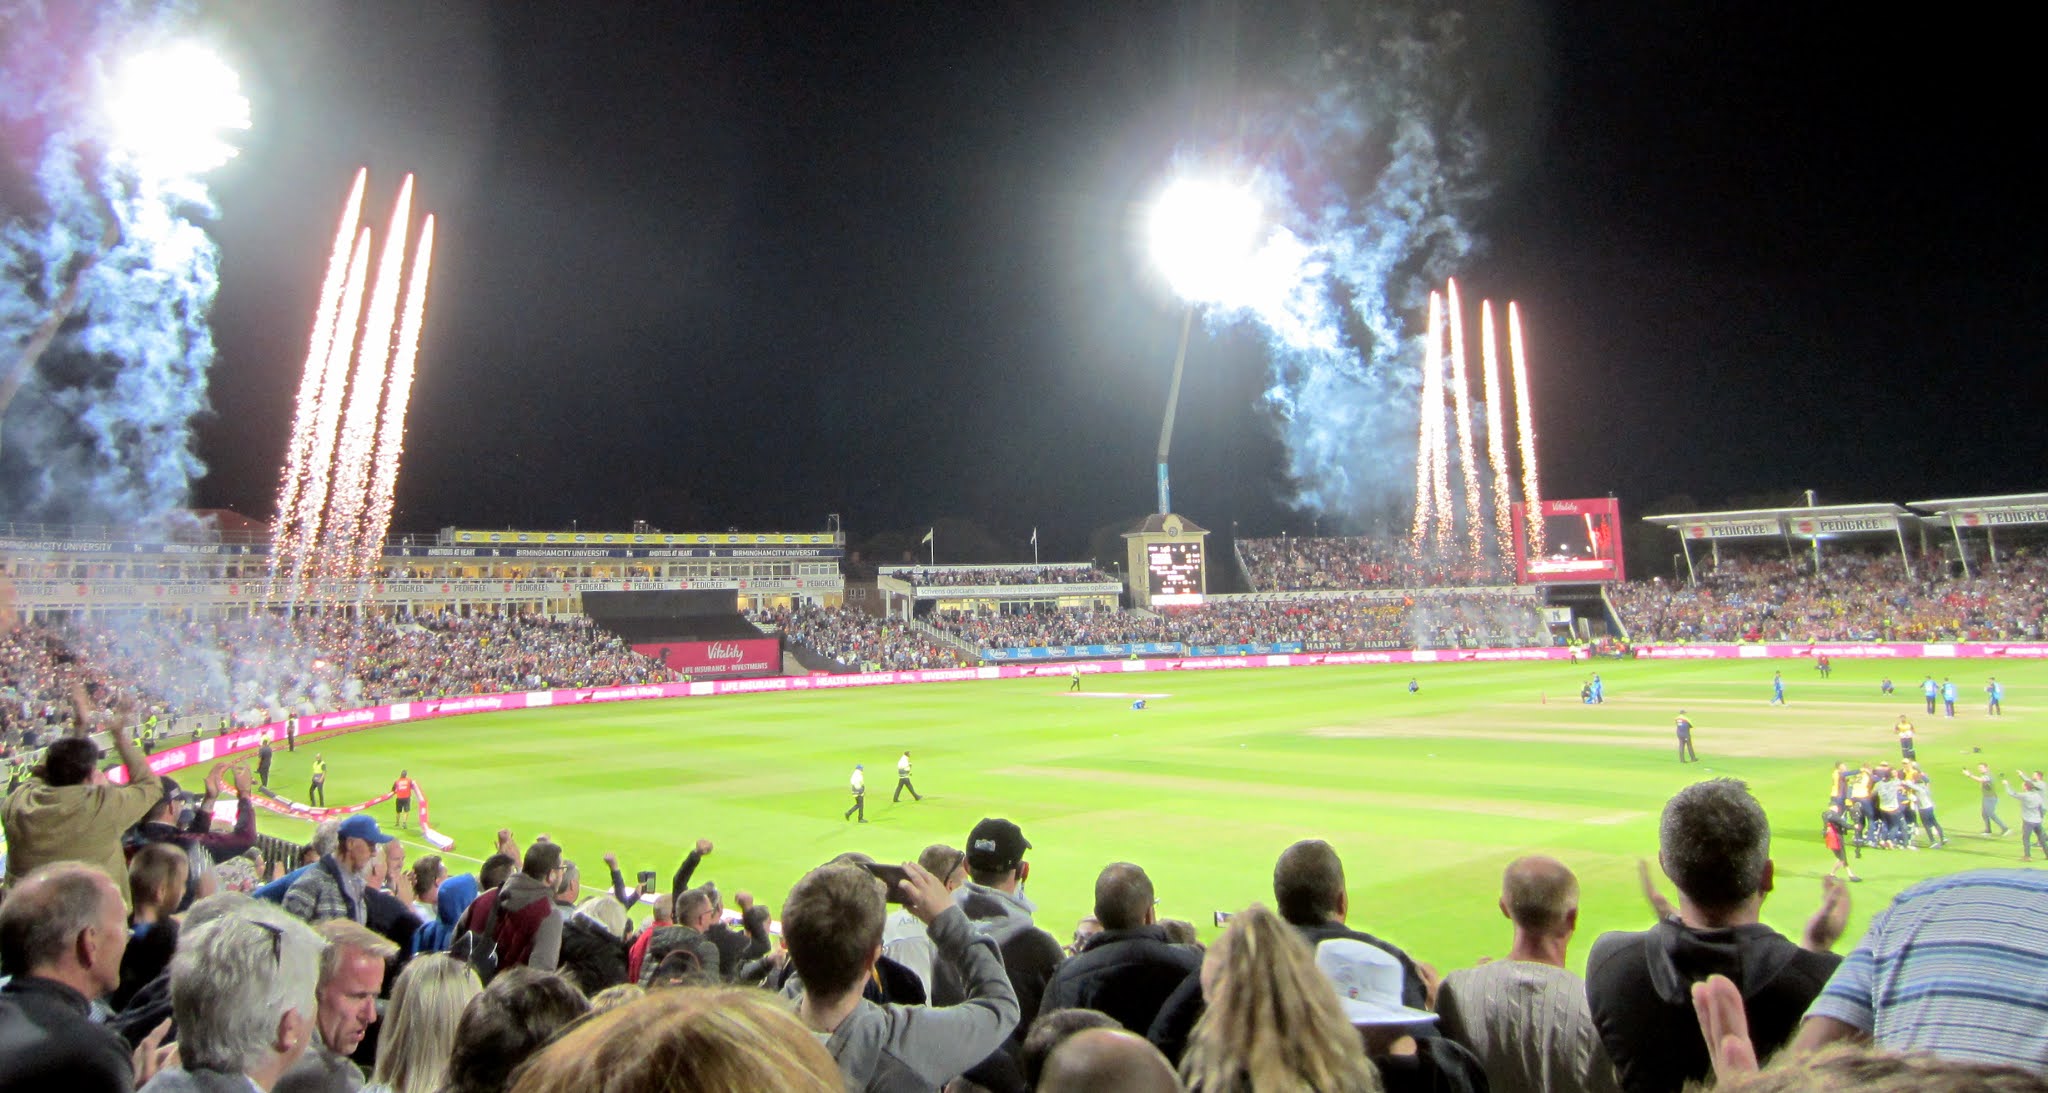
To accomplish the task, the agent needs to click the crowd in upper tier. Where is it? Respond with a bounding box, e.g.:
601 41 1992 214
885 566 1119 588
4 674 2046 1093
1237 535 1509 592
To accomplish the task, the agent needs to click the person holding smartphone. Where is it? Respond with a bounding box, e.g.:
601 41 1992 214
786 858 1020 1089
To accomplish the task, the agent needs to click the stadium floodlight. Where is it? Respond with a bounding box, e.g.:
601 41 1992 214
1146 176 1261 305
102 39 251 177
1145 173 1260 514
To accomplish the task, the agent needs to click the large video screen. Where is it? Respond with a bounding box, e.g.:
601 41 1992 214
1511 498 1626 584
1146 541 1205 605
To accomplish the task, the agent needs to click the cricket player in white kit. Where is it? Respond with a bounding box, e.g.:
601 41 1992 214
845 763 867 822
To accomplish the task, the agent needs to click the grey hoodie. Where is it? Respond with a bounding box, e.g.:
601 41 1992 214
818 905 1020 1092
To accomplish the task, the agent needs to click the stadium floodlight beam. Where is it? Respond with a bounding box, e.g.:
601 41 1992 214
1146 175 1261 515
103 39 251 177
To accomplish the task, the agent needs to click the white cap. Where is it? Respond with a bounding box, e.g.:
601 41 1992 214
1315 938 1438 1027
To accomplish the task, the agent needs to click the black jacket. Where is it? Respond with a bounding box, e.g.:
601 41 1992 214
0 976 134 1093
1041 925 1203 1035
1585 919 1839 1093
559 915 630 993
955 883 1066 1047
706 908 772 978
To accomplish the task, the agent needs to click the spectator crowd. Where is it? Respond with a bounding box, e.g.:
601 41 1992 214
885 566 1118 588
1611 549 2048 643
5 677 2046 1093
1238 536 1511 592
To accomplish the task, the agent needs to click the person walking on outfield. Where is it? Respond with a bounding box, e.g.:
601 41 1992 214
308 754 327 806
1894 715 1916 762
286 713 298 752
257 732 274 789
1069 667 1081 692
1987 677 2004 715
1771 672 1786 705
1942 678 1958 717
1675 711 1697 763
845 763 867 823
1922 675 1938 715
392 769 417 829
2007 774 2046 860
894 750 922 802
1964 763 2012 835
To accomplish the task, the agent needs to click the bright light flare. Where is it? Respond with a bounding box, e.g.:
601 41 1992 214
1147 177 1262 304
103 40 251 176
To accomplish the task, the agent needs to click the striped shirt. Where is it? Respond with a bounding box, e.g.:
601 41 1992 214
1806 870 2048 1069
1438 959 1619 1093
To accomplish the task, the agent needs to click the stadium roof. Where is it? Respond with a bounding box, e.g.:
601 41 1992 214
1640 502 1912 526
1904 492 2048 515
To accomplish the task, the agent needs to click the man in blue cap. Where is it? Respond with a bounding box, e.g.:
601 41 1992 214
282 813 394 925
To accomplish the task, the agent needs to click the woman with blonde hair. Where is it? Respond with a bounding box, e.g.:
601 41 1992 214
1179 903 1382 1093
368 953 484 1093
509 986 843 1093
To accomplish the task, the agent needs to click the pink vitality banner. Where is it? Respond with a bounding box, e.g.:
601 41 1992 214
630 638 781 676
111 642 2048 790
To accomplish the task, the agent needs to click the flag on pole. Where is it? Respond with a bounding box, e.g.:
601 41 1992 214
921 528 934 545
1030 527 1038 546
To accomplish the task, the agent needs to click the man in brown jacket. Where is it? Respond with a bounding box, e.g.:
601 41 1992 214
2 680 159 904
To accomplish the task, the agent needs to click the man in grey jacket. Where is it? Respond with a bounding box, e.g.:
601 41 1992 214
2008 774 2047 860
787 859 1020 1092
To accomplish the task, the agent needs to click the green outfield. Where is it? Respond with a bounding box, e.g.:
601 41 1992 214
253 657 2042 974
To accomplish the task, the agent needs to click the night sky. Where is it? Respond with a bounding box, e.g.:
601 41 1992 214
186 1 2048 562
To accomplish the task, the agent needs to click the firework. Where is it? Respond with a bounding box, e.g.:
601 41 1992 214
269 172 436 603
1445 280 1483 561
327 177 414 578
288 227 371 585
272 171 367 589
1479 301 1513 563
1508 302 1543 556
359 215 435 579
1411 291 1441 550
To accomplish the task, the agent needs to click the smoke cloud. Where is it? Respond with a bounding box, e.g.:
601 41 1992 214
0 0 231 527
1191 4 1486 523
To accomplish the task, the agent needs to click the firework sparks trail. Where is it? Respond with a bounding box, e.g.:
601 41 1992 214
359 215 434 580
1479 301 1513 563
326 177 413 582
290 227 372 586
1445 280 1482 561
1411 291 1442 551
271 170 366 591
1508 302 1543 556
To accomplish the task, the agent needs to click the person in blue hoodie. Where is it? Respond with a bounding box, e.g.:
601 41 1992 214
415 871 479 954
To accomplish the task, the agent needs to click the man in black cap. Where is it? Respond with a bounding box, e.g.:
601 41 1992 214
954 817 1065 1045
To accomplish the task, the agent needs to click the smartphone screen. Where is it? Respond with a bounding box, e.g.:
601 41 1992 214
637 870 657 888
860 862 910 903
1213 911 1233 927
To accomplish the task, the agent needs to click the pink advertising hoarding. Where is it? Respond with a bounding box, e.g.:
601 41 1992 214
631 638 781 676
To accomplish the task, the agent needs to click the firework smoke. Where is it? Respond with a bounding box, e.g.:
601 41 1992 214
1445 280 1482 559
1158 3 1484 529
270 174 434 601
1410 290 1441 551
0 1 248 525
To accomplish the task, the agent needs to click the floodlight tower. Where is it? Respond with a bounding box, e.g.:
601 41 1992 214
1144 175 1260 515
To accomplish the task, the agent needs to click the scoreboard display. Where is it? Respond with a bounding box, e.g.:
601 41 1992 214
1146 541 1205 605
